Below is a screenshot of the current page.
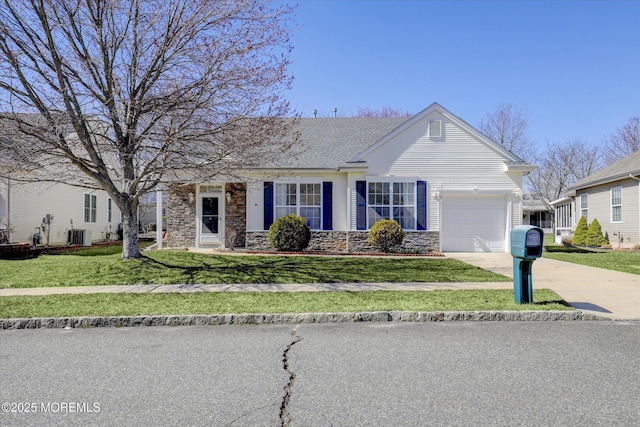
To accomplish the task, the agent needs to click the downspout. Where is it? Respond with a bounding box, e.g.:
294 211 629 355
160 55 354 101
630 174 640 246
156 189 163 249
6 177 10 243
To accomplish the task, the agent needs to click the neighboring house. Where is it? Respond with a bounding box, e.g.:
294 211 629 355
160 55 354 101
0 177 122 246
0 115 123 246
550 150 640 248
522 193 553 234
162 103 536 253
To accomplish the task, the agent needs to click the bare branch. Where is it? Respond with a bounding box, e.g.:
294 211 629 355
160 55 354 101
0 0 297 258
602 116 639 165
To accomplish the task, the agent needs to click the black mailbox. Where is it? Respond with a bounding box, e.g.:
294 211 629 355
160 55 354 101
511 225 543 259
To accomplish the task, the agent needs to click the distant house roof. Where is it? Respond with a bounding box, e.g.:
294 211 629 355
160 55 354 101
567 150 640 191
522 193 549 212
259 117 409 169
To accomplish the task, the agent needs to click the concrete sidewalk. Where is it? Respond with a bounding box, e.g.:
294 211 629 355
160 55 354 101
446 253 640 320
0 281 513 296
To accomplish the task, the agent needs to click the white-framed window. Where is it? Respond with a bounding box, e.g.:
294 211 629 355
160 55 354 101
367 181 415 230
107 199 112 223
611 187 622 222
580 194 588 222
275 183 321 229
84 193 97 223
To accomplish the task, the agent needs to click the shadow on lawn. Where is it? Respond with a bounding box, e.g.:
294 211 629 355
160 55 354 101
139 254 339 284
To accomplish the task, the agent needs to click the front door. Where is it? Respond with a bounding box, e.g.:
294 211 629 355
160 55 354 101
200 196 222 245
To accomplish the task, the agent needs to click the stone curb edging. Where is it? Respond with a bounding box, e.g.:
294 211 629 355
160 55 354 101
0 310 612 329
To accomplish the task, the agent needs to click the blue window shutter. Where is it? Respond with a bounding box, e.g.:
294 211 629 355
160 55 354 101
264 182 274 230
356 180 367 230
417 180 427 230
322 181 333 230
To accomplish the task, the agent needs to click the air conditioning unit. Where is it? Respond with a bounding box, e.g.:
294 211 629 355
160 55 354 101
82 230 92 246
68 229 92 246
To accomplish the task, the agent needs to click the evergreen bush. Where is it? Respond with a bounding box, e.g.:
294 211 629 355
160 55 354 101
585 218 609 247
267 214 311 251
572 216 588 245
368 219 405 252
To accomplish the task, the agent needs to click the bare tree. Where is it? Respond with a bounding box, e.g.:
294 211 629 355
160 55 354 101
602 116 639 164
527 139 603 212
356 106 412 118
479 103 532 158
0 0 296 258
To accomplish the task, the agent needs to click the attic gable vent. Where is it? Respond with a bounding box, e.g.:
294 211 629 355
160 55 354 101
428 120 442 138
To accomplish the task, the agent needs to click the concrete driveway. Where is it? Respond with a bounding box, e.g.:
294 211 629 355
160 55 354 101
446 252 640 320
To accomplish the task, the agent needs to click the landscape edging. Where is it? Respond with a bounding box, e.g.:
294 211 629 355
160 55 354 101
0 310 612 329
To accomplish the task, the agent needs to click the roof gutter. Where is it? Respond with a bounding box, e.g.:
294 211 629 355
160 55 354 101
567 170 640 191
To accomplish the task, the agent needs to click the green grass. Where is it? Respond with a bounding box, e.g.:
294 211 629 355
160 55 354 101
0 251 510 288
0 289 571 318
544 250 640 274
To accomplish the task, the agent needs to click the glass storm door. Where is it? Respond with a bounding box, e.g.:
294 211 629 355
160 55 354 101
201 197 220 238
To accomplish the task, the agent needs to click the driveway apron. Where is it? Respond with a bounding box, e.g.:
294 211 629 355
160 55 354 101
446 252 640 320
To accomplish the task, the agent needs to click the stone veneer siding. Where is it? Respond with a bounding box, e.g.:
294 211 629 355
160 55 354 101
245 230 439 253
347 231 440 253
165 183 197 248
224 183 246 248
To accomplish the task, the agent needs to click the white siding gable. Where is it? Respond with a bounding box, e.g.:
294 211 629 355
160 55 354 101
360 110 519 190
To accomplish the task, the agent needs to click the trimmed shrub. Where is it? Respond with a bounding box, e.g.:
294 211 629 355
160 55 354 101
572 216 588 245
368 219 405 252
268 214 311 251
585 218 609 247
560 235 573 246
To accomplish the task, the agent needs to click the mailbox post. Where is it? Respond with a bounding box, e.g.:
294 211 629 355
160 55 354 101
510 225 544 304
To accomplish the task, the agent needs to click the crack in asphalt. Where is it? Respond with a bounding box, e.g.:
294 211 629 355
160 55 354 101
279 327 303 427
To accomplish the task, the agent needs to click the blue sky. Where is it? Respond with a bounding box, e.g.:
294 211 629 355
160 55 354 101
286 0 640 148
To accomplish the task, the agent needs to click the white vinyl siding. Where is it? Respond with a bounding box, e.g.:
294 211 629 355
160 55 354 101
7 182 120 245
360 113 523 239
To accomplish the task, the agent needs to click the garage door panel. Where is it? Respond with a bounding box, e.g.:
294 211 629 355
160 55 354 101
442 197 506 252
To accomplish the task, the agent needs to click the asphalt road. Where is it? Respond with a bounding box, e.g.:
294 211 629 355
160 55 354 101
1 322 638 426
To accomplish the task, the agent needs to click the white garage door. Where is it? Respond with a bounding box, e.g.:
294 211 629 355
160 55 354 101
441 196 506 252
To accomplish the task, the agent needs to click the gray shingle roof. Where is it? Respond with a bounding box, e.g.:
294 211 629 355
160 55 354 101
260 117 409 169
567 150 640 190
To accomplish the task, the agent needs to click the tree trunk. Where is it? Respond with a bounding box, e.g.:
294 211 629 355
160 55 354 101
120 200 141 259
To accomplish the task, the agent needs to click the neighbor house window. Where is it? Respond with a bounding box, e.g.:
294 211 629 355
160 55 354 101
611 187 622 222
84 193 97 223
580 194 588 222
555 203 572 230
275 183 321 229
367 182 415 230
107 199 112 223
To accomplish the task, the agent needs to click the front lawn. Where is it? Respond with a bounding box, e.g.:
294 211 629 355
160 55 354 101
0 289 571 318
0 250 511 288
544 250 640 274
